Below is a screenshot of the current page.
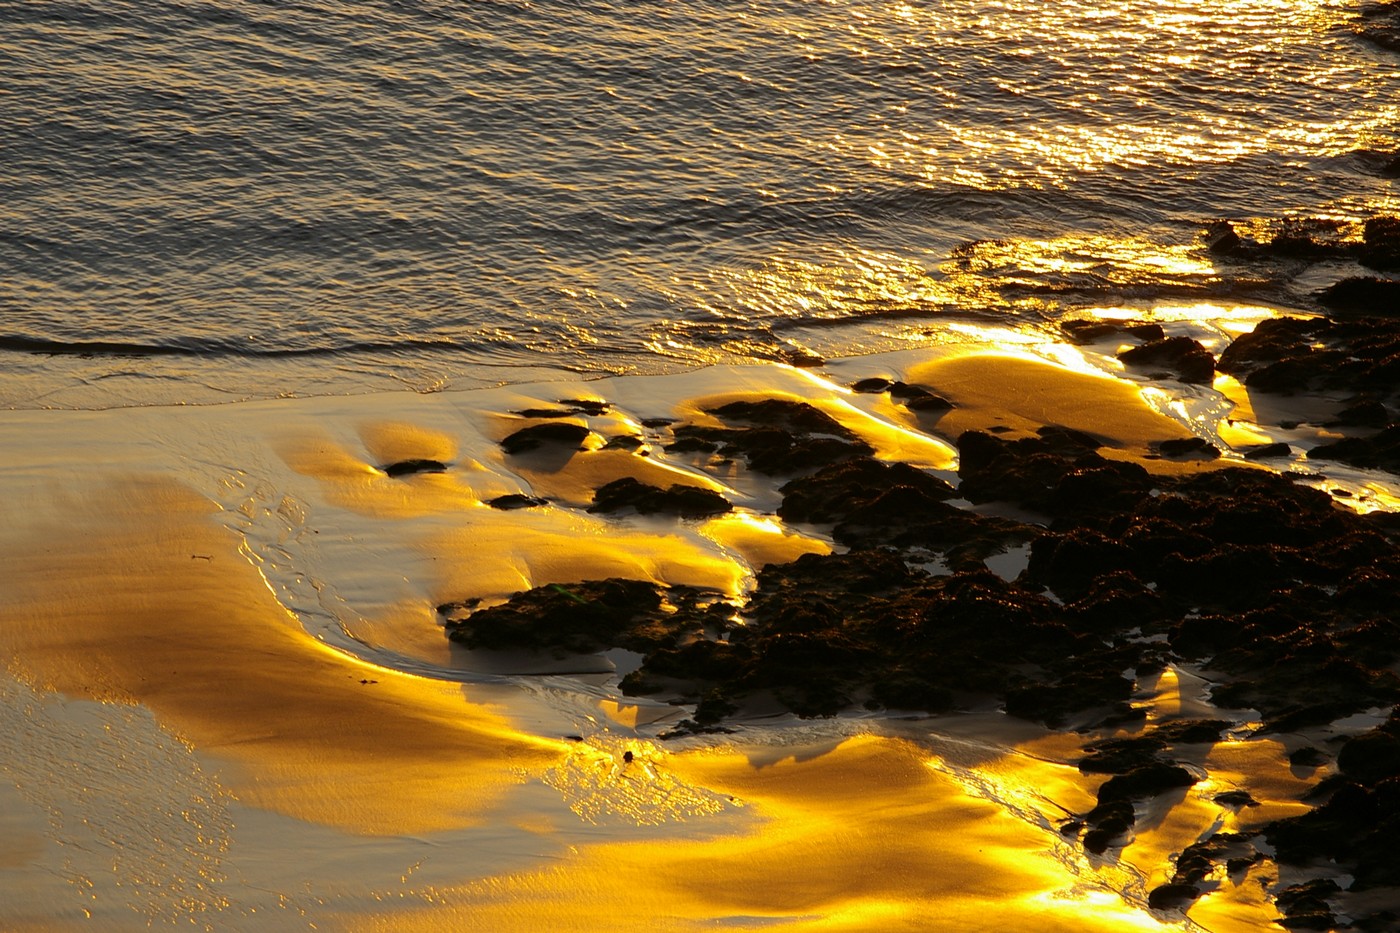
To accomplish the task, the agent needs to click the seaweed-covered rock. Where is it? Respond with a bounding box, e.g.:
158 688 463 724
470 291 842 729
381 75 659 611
1062 319 1166 344
1118 336 1216 384
1360 216 1400 272
1319 276 1400 313
589 477 732 518
1266 773 1400 891
500 421 592 455
669 399 874 474
777 456 1025 557
440 579 729 656
954 427 1151 518
1337 728 1400 786
1218 316 1400 399
1309 425 1400 472
1273 879 1341 931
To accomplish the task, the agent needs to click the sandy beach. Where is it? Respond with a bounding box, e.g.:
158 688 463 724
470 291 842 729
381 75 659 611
3 301 1388 931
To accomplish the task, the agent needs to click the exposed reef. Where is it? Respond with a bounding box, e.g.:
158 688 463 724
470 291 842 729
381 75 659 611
439 250 1400 923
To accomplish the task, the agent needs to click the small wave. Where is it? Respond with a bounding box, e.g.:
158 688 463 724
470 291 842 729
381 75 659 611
0 334 489 360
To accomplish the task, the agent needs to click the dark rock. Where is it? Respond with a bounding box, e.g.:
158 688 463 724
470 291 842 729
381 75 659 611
777 457 1026 556
1057 320 1169 346
443 578 679 655
889 382 936 401
1096 763 1197 803
1128 323 1167 341
1335 399 1391 427
1338 730 1400 786
1214 789 1259 809
666 435 719 454
1118 336 1217 384
558 398 610 416
382 458 449 476
955 427 1137 516
1318 277 1400 314
1277 911 1337 931
1064 572 1168 636
486 494 550 510
1028 530 1141 602
1147 883 1199 911
669 399 875 474
1152 719 1231 744
589 477 733 518
1206 220 1243 255
1309 425 1400 472
1275 880 1342 932
777 346 825 367
1157 436 1221 459
1361 216 1400 272
1078 735 1165 774
905 392 954 412
500 421 591 455
1062 320 1128 343
1243 442 1292 460
1259 218 1352 261
708 399 855 437
603 434 646 451
850 377 894 393
1082 821 1130 854
1289 747 1330 768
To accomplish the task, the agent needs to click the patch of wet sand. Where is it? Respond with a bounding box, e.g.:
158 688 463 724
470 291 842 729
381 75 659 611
0 477 562 836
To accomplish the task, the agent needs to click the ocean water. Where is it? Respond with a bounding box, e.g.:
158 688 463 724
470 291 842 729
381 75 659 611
3 0 1398 406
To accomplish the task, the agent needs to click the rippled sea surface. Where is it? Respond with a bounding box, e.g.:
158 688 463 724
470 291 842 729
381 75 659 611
4 0 1398 405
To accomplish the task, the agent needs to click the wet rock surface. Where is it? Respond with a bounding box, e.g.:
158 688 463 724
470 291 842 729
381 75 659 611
446 297 1400 920
667 399 875 474
1206 215 1400 274
500 421 592 455
1118 336 1217 384
588 477 733 518
1218 316 1400 399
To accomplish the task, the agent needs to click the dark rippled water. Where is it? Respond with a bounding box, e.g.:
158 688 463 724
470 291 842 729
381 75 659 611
3 0 1398 404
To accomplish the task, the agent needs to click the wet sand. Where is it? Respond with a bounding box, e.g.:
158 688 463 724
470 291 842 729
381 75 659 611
0 313 1386 930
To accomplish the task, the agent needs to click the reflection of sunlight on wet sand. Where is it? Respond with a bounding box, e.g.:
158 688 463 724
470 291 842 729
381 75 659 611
0 477 563 836
0 336 1378 929
905 352 1193 449
699 510 832 570
426 509 750 604
351 733 1243 933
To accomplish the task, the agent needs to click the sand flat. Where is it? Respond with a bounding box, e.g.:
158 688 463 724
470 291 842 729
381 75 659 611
0 339 1346 929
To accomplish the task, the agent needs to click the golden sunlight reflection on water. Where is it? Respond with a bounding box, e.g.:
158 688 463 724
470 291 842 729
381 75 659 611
828 0 1388 189
674 232 1291 343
